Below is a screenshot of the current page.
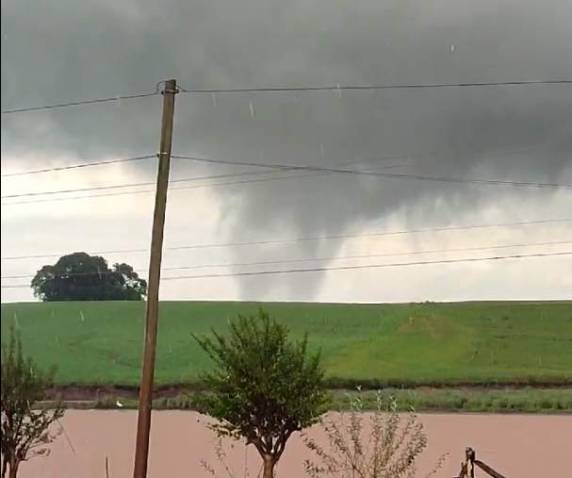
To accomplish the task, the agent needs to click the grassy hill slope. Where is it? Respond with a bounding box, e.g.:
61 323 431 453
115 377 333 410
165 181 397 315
1 301 571 387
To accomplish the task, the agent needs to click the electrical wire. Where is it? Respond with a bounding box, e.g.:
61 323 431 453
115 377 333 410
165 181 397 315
2 144 558 204
2 218 570 261
173 155 572 190
158 238 572 272
0 169 361 205
0 157 412 204
0 169 281 199
178 80 572 95
1 155 156 178
3 238 568 280
9 149 559 206
1 84 163 115
9 160 551 206
1 186 157 206
4 250 566 287
3 80 570 116
157 251 572 281
0 144 537 180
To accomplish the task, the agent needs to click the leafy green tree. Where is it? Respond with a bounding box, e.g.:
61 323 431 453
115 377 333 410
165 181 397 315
31 252 146 301
1 327 65 478
194 309 328 478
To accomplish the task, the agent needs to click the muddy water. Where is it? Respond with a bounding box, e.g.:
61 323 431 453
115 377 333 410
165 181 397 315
19 411 570 477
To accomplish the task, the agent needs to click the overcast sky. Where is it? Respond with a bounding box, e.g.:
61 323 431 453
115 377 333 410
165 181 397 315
1 0 571 303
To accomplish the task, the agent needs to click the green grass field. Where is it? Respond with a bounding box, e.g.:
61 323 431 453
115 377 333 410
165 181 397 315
2 300 571 388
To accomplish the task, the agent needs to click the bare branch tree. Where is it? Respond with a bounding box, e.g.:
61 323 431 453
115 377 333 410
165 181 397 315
303 391 446 478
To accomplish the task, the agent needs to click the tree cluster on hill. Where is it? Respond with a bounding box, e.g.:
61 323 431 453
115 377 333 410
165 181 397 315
31 252 146 302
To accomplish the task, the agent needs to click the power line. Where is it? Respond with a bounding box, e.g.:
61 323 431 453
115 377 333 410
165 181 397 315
4 238 568 280
3 156 568 204
162 218 572 251
1 145 555 204
159 251 572 281
3 80 570 116
1 269 146 280
2 217 570 261
0 169 346 205
179 79 572 95
0 145 535 180
0 168 336 202
1 155 156 178
158 239 572 271
2 251 569 289
0 157 411 204
8 150 558 206
1 186 156 206
1 86 162 115
0 151 418 199
0 168 281 199
174 155 572 190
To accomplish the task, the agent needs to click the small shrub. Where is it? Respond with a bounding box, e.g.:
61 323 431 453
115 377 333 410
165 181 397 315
153 397 169 409
465 398 483 412
538 398 553 410
557 397 572 411
507 397 526 411
1 327 65 478
94 395 117 409
303 391 445 478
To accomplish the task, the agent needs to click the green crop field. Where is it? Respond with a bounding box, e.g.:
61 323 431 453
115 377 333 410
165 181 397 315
1 301 571 387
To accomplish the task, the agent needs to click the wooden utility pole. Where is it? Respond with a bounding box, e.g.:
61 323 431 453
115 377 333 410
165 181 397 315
133 79 177 478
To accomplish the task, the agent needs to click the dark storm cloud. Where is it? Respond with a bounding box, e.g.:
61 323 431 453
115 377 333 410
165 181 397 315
2 0 571 298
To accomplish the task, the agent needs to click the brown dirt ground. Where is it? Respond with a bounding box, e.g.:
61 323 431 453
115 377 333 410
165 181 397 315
18 410 572 478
